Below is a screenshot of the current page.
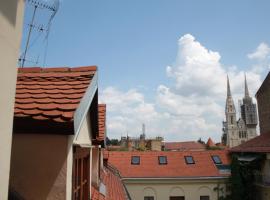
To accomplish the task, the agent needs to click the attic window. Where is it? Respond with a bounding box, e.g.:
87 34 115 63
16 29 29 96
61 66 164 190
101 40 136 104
131 156 140 165
184 156 195 164
212 155 222 164
158 156 167 165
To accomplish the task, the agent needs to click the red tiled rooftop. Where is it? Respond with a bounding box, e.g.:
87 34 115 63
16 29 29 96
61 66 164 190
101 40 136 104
91 186 105 200
206 138 216 147
230 133 270 153
15 66 96 123
97 104 106 141
164 141 206 151
106 150 230 178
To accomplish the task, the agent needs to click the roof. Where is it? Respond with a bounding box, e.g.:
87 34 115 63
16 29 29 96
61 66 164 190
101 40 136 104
106 150 230 178
206 138 216 147
230 133 270 153
164 141 206 151
101 167 127 200
98 104 106 141
91 186 105 200
14 66 97 134
256 71 270 97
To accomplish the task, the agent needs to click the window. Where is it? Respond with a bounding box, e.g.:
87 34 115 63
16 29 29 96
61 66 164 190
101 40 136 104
200 196 210 200
144 196 154 200
170 196 185 200
158 156 167 165
230 116 233 124
131 156 140 165
212 155 222 164
184 156 195 164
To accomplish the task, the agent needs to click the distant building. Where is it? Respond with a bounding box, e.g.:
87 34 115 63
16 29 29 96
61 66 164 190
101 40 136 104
222 75 258 147
107 150 230 200
163 141 206 151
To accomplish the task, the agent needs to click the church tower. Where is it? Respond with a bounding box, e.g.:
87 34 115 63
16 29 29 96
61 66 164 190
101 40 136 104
222 76 239 147
240 74 257 139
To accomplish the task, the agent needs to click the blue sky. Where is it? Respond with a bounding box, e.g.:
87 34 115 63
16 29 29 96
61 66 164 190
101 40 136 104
21 0 270 142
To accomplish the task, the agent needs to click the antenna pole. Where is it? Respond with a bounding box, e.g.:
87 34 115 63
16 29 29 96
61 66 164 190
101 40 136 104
21 5 37 68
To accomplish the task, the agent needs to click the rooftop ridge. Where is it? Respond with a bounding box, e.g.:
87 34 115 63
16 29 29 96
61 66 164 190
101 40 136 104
18 66 97 73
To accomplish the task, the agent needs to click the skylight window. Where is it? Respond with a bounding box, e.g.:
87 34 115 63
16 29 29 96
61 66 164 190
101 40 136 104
212 155 222 164
131 156 140 165
158 156 167 165
184 156 195 164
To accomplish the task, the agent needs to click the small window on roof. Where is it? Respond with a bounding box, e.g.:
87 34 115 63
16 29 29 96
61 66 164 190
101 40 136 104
184 156 195 164
212 155 222 164
131 156 140 165
158 156 167 165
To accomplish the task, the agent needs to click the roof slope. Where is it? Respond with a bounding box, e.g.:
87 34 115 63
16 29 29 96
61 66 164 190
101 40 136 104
230 133 270 153
206 138 216 147
107 150 229 178
164 141 206 151
98 104 106 141
15 66 96 123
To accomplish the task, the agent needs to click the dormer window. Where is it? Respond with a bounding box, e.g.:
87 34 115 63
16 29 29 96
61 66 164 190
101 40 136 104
158 156 167 165
184 156 195 164
212 155 222 164
131 156 140 165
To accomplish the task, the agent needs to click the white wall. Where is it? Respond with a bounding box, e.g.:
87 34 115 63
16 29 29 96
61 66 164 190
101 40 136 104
0 0 24 199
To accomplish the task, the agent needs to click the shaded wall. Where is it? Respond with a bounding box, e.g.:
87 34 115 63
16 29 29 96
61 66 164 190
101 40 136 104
0 0 24 198
10 134 68 200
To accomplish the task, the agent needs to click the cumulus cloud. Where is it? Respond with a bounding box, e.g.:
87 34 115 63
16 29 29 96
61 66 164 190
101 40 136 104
101 34 268 142
248 42 270 61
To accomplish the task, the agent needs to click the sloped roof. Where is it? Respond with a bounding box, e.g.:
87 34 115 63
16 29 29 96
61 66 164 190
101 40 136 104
206 138 216 147
14 66 97 134
230 133 270 153
91 186 105 200
107 150 230 178
98 104 106 141
164 141 206 151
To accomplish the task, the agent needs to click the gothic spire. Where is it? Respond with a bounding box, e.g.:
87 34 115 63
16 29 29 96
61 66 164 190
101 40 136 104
244 73 250 98
227 75 232 97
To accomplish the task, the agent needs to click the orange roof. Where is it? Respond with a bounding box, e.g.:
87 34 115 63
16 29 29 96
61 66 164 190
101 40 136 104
230 133 270 153
164 141 206 151
206 138 216 147
101 167 127 200
91 186 105 200
15 66 96 123
98 104 106 141
107 150 230 178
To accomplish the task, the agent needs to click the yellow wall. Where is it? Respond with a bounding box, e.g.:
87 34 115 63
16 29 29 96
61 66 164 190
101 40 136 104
0 0 24 198
123 179 227 200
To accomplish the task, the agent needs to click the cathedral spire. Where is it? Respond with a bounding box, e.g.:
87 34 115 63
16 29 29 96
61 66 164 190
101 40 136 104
227 75 232 97
244 73 250 98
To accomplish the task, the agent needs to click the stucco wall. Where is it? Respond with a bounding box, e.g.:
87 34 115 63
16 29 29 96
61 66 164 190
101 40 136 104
10 134 68 200
0 0 24 198
124 179 227 200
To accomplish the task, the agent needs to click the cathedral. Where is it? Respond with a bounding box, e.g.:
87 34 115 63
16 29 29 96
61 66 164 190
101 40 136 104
222 75 258 148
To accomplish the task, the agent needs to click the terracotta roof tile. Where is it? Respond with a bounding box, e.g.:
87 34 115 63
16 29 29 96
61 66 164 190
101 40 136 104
164 141 206 151
97 104 106 141
106 150 230 178
91 186 105 200
206 138 216 147
230 133 270 153
14 66 96 123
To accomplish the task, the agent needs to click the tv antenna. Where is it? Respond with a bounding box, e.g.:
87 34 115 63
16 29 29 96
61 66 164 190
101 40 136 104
19 0 59 68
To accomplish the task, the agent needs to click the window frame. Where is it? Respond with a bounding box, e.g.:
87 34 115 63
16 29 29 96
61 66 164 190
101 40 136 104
131 156 140 165
158 156 167 165
184 156 195 164
211 155 222 165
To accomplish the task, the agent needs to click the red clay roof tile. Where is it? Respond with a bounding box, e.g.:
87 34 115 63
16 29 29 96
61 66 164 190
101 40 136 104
14 66 96 123
106 150 230 178
97 104 106 142
164 141 206 151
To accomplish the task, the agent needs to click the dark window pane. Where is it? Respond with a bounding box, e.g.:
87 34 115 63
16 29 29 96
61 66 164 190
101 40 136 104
184 156 195 164
200 196 210 200
144 196 154 200
158 156 167 164
212 155 222 164
131 156 140 165
170 196 185 200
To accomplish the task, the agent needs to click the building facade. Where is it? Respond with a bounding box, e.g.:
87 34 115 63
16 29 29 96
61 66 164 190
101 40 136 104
0 0 25 198
222 76 257 148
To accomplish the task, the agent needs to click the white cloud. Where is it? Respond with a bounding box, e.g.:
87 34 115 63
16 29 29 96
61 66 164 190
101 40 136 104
248 42 270 61
101 34 268 142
